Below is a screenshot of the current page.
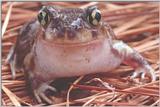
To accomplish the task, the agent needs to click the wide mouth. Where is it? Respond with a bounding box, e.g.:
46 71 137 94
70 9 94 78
39 35 107 47
42 25 108 46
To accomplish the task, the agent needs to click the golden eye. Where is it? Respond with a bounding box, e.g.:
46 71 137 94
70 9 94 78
87 8 101 26
37 7 50 27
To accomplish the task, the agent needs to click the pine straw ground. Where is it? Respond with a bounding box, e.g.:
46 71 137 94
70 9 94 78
1 2 159 106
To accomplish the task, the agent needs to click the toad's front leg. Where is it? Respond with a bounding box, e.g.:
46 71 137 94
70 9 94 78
111 40 156 82
26 72 57 104
24 53 56 104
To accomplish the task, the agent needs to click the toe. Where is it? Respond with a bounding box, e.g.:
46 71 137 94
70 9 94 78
130 71 139 80
33 83 57 104
34 90 42 103
39 92 53 104
47 85 57 92
145 65 156 82
140 72 146 82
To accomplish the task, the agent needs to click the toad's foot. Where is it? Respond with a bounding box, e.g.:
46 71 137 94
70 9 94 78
33 83 57 104
128 65 155 83
112 40 156 83
27 71 56 104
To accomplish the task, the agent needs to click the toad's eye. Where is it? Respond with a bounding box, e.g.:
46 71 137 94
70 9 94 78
87 7 101 26
38 8 50 27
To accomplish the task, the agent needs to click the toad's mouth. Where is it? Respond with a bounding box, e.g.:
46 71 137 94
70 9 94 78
39 35 107 47
43 28 107 44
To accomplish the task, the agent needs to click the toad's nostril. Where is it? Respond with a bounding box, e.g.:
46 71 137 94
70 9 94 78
67 29 77 39
56 28 65 38
91 30 98 38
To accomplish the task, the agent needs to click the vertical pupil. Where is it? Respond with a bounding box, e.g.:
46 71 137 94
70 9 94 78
89 15 93 25
40 12 44 20
95 12 101 22
38 12 43 23
40 12 43 16
44 13 48 23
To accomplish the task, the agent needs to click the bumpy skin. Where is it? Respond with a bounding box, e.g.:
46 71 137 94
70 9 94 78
7 6 156 104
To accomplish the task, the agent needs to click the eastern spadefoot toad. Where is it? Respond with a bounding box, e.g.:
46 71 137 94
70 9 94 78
7 6 156 104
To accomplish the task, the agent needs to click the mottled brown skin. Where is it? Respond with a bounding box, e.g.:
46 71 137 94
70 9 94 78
7 6 156 104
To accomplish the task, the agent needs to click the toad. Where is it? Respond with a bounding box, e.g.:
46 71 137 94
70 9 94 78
7 6 156 104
